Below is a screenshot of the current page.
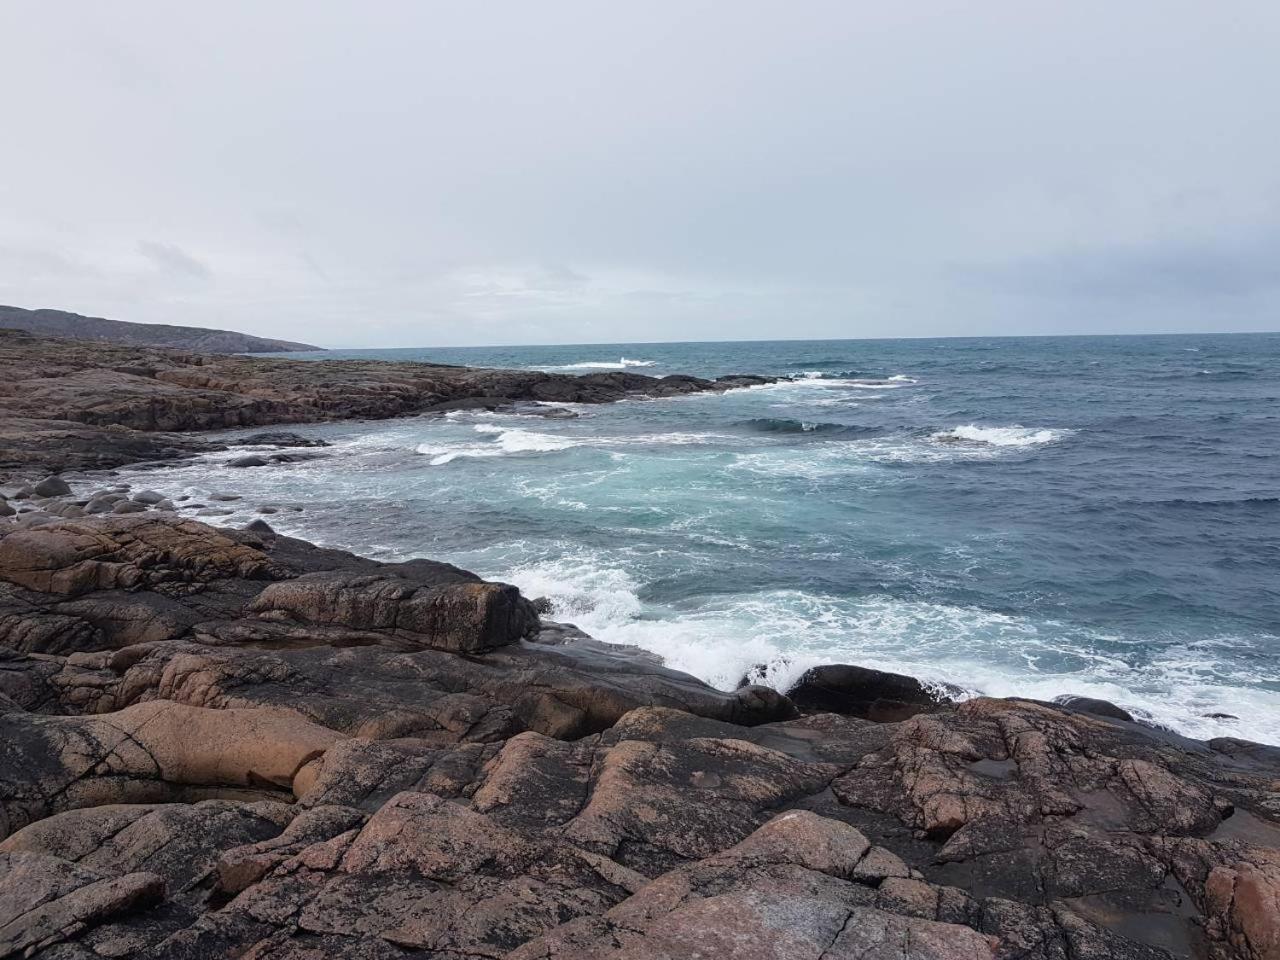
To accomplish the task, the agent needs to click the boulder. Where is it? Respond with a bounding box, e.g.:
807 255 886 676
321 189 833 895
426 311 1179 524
32 475 72 498
250 571 537 653
1054 694 1135 722
784 663 957 721
228 455 270 468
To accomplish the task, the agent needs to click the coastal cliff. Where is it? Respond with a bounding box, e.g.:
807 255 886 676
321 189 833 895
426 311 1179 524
0 341 1277 959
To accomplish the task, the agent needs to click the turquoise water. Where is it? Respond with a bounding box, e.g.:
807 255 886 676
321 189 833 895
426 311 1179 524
116 334 1280 742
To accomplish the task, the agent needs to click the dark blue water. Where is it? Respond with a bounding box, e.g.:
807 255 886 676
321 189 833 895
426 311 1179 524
119 334 1280 741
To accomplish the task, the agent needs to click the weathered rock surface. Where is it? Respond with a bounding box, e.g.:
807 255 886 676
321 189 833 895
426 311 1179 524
0 329 777 478
0 515 1278 959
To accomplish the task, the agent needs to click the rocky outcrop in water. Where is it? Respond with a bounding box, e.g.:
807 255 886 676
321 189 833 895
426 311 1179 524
0 513 1278 958
0 330 777 479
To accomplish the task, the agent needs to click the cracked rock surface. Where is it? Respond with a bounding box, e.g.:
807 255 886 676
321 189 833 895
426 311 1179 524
0 515 1278 959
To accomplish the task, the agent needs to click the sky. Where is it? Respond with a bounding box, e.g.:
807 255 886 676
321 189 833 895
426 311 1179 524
1 1 1277 348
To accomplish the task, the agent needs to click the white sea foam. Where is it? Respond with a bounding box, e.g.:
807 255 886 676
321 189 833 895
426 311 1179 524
416 423 730 464
934 424 1066 447
498 550 1280 743
537 357 658 371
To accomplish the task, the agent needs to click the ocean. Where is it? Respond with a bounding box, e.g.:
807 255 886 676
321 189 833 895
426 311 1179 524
112 333 1280 743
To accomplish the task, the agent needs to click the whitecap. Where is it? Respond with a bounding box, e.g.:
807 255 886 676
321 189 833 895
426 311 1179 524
536 357 658 371
933 424 1067 447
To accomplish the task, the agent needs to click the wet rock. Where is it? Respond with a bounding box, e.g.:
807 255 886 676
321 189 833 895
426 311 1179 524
244 518 275 536
209 492 242 501
33 475 72 498
111 499 149 514
228 455 270 468
784 663 957 721
131 490 166 504
238 431 330 448
1054 694 1135 722
0 501 13 517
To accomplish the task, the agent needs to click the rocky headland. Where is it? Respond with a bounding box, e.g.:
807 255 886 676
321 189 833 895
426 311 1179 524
0 329 774 479
0 306 322 355
0 335 1278 959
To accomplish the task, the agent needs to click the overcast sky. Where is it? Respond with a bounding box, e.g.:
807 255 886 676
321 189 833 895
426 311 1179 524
1 2 1277 347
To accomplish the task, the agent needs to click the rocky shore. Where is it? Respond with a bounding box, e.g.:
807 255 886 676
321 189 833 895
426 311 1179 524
0 329 775 479
0 336 1278 959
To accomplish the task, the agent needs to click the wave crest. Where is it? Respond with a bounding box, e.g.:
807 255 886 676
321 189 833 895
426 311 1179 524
933 424 1067 447
539 357 658 371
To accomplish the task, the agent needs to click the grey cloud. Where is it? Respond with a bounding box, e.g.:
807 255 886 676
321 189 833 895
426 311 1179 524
136 241 212 280
0 1 1277 345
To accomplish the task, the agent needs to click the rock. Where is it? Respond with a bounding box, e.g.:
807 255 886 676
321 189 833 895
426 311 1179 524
249 571 537 653
531 595 554 615
238 431 331 448
245 518 275 535
784 663 957 721
0 501 13 517
228 455 270 468
0 701 343 833
1054 694 1135 722
154 499 176 511
11 485 34 500
0 328 775 479
0 852 165 957
32 475 72 497
0 515 1277 959
209 492 242 501
256 506 279 515
131 489 167 504
111 499 149 514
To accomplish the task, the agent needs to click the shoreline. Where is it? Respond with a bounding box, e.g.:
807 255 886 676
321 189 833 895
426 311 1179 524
2 506 1279 958
0 328 779 480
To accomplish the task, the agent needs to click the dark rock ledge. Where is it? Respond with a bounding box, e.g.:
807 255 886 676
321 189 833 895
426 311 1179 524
0 329 779 479
0 513 1277 959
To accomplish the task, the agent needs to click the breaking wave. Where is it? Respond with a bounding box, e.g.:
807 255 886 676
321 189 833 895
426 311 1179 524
933 424 1068 447
538 357 658 371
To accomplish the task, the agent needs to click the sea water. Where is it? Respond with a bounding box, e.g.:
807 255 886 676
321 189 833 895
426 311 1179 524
112 334 1280 743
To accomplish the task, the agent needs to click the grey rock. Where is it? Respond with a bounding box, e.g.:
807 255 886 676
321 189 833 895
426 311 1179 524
33 476 72 498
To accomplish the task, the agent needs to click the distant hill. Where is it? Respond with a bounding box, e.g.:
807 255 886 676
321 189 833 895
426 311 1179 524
0 305 323 353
